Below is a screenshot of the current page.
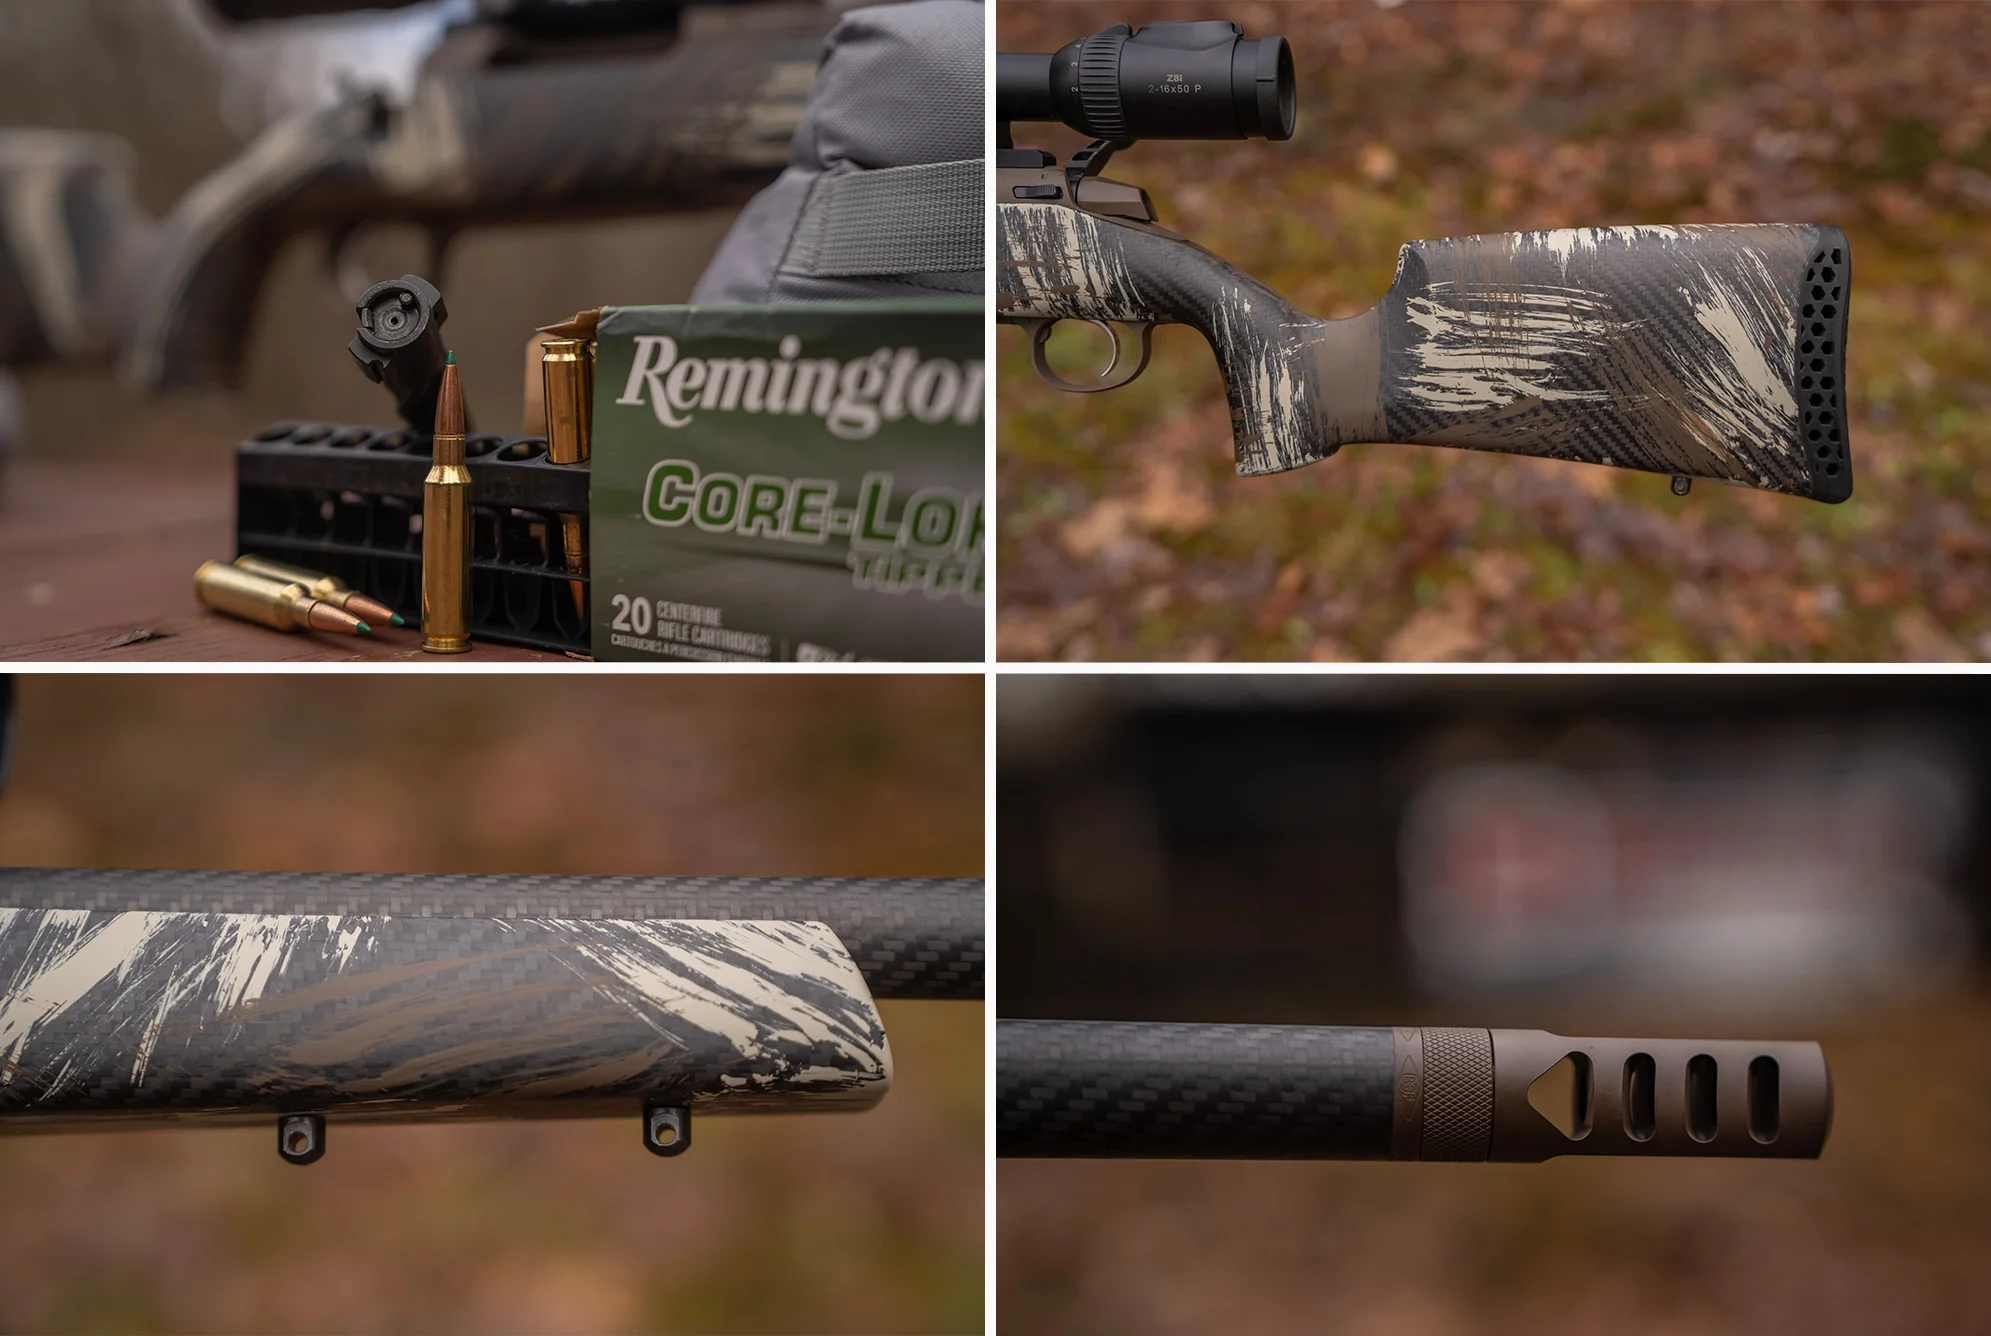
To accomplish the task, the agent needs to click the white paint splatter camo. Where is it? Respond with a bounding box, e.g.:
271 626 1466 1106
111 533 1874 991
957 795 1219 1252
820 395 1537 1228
0 909 890 1130
998 203 1850 500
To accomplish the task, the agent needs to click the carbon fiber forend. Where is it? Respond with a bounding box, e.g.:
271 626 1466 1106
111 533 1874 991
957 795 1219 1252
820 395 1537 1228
0 869 982 1001
1419 1027 1493 1161
0 910 890 1126
997 1020 1395 1158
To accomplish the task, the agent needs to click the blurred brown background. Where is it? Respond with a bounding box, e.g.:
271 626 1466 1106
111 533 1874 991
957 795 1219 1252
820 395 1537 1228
0 674 983 1335
997 1 1991 662
997 676 1991 1335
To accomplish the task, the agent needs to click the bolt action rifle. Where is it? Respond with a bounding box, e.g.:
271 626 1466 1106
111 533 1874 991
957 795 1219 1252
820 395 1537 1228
0 682 982 1165
996 21 1854 502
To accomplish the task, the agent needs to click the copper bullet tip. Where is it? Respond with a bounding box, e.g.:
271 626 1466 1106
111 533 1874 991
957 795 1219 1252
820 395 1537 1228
434 357 464 437
344 591 398 625
304 600 369 636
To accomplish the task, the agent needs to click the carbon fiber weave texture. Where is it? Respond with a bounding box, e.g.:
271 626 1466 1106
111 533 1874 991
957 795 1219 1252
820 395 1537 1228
0 910 888 1124
1378 224 1849 501
0 869 982 1001
997 1020 1395 1158
999 207 1852 500
995 201 1334 476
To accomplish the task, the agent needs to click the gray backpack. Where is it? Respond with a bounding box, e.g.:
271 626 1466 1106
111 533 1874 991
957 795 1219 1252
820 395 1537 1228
691 0 982 304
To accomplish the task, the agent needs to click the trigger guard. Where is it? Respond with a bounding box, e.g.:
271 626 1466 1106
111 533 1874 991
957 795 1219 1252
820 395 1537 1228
1027 319 1154 394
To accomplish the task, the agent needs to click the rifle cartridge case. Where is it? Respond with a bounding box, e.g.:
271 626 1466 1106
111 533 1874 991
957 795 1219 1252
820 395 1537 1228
541 338 591 465
231 554 400 626
421 355 472 653
194 561 369 636
541 336 592 618
997 1021 1832 1161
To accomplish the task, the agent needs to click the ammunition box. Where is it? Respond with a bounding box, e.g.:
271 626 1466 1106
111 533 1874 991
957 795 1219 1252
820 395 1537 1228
590 301 983 662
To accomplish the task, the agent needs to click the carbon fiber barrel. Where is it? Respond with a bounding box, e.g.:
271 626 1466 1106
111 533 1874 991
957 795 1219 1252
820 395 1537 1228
0 869 982 1001
999 1021 1832 1161
998 1019 1396 1158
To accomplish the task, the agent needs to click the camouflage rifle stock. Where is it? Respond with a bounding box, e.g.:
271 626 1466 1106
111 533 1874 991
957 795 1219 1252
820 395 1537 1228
996 21 1853 502
0 867 981 1162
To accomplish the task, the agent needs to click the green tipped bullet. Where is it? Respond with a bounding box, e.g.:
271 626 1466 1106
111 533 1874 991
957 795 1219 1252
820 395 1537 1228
389 612 407 627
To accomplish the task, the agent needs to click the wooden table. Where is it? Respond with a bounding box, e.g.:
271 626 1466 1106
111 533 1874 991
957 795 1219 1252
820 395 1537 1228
0 461 569 662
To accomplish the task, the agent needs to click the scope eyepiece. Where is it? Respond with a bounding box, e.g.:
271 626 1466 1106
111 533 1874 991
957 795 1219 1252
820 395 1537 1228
998 21 1294 145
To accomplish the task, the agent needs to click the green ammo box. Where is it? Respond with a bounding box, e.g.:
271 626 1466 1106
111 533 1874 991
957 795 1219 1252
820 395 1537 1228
590 301 983 662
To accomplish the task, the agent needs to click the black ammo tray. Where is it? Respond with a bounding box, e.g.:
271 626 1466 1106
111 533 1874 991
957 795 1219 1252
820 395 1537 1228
234 421 591 655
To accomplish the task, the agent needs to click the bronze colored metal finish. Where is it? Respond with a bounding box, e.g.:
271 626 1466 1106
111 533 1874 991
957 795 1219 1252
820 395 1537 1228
541 335 592 619
231 554 395 625
421 359 472 653
1388 1027 1831 1161
194 561 367 636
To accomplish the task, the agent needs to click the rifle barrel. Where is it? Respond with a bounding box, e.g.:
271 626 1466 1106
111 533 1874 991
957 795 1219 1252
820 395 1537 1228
998 1019 1830 1161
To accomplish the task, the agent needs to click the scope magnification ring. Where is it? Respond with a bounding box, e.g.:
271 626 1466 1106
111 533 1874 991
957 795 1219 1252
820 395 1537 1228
1076 27 1130 143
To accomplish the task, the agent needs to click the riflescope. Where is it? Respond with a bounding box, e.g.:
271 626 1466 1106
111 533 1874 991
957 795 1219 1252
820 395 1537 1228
997 20 1295 144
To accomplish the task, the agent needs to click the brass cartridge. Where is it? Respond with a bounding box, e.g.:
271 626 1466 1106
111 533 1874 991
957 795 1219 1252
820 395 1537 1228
541 337 591 465
194 561 369 636
231 554 402 626
421 352 472 653
541 335 592 619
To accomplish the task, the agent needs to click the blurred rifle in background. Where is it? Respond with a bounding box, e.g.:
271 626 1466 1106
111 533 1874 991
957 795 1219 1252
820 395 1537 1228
0 0 828 393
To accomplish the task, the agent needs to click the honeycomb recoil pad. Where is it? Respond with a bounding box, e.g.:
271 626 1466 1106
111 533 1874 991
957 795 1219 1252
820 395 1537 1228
997 21 1295 143
998 1021 1830 1161
348 274 451 432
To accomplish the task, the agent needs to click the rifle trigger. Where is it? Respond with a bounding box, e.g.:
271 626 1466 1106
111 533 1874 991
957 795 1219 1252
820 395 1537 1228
1027 318 1154 394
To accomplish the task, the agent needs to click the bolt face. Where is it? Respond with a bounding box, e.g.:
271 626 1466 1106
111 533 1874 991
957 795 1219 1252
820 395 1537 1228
278 1113 326 1166
642 1104 691 1158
